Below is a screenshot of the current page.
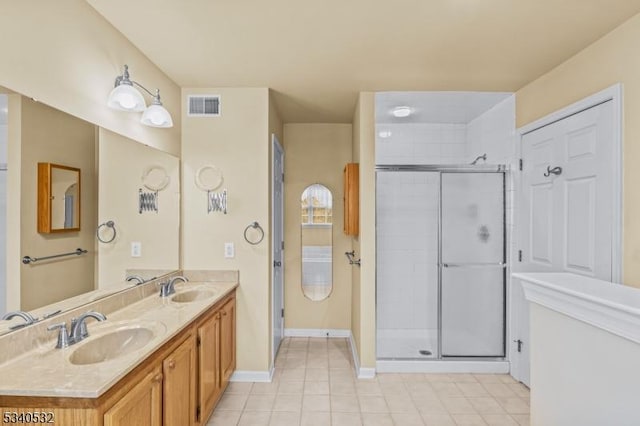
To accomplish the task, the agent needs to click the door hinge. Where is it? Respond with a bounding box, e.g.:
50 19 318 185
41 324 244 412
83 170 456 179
281 308 284 318
282 173 285 182
281 241 285 250
518 250 523 262
196 405 201 422
196 336 201 347
519 158 523 171
514 339 523 353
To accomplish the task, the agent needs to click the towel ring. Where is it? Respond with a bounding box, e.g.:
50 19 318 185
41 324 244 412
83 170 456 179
244 221 264 245
97 220 117 243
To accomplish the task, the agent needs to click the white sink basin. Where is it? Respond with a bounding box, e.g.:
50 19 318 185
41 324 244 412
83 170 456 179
171 289 217 303
68 325 158 365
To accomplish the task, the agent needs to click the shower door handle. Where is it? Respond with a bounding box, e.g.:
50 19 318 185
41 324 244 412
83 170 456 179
441 262 506 268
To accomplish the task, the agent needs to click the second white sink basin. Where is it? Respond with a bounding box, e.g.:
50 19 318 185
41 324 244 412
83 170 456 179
171 289 217 303
69 325 157 365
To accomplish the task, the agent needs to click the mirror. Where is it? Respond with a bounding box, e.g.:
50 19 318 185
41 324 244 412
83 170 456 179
0 89 180 334
37 163 81 233
300 184 333 301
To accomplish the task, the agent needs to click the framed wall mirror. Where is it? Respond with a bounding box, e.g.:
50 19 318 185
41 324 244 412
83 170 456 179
38 162 81 233
300 183 333 301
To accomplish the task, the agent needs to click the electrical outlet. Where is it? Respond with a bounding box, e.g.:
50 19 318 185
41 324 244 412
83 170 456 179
131 241 142 257
224 242 235 259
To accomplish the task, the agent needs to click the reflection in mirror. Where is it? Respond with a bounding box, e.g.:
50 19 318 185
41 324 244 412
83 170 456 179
0 89 180 335
300 184 333 301
37 163 81 232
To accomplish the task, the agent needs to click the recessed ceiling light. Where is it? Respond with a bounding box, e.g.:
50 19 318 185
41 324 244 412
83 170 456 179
392 106 412 118
378 131 392 138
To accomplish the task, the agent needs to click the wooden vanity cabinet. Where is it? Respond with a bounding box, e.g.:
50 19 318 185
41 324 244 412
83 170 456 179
0 289 236 426
197 309 222 422
104 367 163 426
220 296 236 384
162 335 197 426
197 293 236 424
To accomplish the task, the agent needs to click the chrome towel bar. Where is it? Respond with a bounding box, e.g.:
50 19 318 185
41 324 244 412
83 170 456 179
22 248 88 265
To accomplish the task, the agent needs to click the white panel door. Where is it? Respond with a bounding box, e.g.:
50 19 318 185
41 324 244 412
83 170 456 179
520 100 614 279
272 135 285 362
514 100 615 386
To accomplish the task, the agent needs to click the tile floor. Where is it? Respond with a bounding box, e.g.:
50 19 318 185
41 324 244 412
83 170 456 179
207 337 530 426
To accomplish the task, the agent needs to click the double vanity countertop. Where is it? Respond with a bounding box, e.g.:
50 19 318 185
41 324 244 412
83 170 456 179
0 278 238 399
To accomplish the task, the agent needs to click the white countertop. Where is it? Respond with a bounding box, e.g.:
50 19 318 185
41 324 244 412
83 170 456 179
513 272 640 344
0 281 237 398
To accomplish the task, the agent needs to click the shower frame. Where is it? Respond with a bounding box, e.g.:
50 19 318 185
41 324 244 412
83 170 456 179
375 163 507 361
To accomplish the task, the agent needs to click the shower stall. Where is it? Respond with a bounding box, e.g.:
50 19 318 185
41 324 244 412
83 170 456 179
376 165 506 364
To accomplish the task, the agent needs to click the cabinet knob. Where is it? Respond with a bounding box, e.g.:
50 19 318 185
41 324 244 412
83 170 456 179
222 311 228 317
153 373 163 383
168 360 176 369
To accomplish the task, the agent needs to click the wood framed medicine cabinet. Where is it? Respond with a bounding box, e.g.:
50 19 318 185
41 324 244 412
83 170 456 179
343 163 359 236
38 162 81 233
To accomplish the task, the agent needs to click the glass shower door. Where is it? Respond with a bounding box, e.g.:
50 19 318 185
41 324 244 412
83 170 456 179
440 172 505 357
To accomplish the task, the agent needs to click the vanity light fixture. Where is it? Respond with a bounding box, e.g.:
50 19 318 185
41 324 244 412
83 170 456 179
378 130 392 138
107 65 173 128
391 106 412 118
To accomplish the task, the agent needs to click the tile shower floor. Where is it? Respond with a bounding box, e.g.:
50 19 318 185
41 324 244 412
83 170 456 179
207 337 530 426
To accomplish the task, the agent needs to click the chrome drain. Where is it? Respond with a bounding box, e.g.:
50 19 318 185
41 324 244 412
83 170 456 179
419 350 432 356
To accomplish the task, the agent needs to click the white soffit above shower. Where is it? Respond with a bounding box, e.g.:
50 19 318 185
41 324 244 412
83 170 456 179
376 92 513 124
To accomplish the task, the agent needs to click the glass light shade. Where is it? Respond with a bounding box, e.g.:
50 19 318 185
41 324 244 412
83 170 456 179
107 84 146 112
141 104 173 128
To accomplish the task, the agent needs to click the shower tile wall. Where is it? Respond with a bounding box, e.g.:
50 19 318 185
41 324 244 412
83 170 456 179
376 123 467 164
466 96 516 166
376 171 439 358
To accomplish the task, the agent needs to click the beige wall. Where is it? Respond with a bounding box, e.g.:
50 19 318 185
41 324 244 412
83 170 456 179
17 99 97 311
350 93 376 368
516 12 640 287
97 129 180 287
283 124 352 331
0 1 180 156
182 87 272 372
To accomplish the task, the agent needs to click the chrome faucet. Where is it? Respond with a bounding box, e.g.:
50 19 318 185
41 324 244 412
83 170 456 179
159 276 189 297
71 311 107 343
47 311 107 348
2 311 38 330
126 274 145 285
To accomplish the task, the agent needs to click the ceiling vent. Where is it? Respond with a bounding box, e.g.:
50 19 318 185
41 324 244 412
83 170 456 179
188 95 220 116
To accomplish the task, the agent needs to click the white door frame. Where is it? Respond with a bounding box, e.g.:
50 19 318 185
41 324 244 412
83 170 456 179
517 83 623 283
271 134 285 365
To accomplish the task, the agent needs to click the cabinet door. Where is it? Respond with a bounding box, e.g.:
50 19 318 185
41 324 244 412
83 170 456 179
104 367 162 426
198 312 221 421
343 163 359 236
164 335 197 426
220 296 236 385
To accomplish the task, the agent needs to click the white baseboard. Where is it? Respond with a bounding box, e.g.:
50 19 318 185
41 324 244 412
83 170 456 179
376 359 510 374
284 328 351 338
349 332 376 379
230 368 274 382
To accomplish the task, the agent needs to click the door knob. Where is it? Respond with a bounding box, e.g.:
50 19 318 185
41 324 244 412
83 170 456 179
544 166 563 177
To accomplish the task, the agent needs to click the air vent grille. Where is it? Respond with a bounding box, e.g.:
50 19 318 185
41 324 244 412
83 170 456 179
188 95 220 116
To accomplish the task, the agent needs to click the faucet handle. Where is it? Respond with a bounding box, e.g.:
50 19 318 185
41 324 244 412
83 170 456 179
47 323 71 348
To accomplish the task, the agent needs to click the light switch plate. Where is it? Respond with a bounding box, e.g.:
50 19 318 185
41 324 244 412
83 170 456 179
224 242 235 258
131 241 142 257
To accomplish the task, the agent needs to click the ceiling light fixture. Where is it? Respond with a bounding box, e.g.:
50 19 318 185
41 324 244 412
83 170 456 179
107 65 173 128
392 106 412 118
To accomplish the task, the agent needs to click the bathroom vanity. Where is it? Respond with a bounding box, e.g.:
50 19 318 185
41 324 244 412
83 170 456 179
0 272 237 426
